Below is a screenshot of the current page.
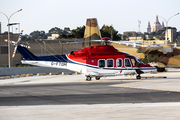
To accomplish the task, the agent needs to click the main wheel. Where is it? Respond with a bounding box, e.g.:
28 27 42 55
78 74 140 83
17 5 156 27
95 76 100 80
136 74 141 79
155 66 165 72
86 76 91 81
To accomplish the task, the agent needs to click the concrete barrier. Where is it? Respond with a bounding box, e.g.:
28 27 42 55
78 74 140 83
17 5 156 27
0 67 73 76
10 75 15 78
14 75 20 78
62 72 73 75
5 76 10 79
21 74 26 77
37 73 46 76
26 74 33 77
49 73 59 75
75 72 80 75
0 77 6 80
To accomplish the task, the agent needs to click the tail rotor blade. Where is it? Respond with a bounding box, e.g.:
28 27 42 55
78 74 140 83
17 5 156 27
4 39 16 44
12 46 17 58
20 44 31 49
17 30 23 43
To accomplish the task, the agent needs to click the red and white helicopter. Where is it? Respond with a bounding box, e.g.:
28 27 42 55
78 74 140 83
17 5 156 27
5 30 157 81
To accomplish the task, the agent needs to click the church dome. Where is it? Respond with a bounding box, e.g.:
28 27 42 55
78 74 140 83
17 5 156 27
153 16 162 32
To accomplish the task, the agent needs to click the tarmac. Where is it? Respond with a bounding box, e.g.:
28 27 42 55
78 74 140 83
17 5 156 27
0 69 180 120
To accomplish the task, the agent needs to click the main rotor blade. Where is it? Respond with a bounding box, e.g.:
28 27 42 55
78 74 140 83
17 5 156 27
12 46 17 58
63 40 99 45
111 40 174 47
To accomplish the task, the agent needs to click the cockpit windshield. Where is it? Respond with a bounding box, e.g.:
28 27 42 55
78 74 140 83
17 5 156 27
131 57 142 67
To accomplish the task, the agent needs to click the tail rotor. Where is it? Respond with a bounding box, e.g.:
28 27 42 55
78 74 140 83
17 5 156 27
4 30 31 58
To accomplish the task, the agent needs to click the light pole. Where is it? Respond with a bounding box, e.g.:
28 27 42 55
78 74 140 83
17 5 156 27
0 9 22 68
155 13 179 44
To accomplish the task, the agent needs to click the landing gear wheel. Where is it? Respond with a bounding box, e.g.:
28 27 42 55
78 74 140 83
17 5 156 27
155 66 165 72
95 76 100 80
136 74 141 79
86 76 91 81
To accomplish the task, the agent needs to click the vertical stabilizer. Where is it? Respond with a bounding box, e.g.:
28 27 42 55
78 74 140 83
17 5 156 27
84 18 101 47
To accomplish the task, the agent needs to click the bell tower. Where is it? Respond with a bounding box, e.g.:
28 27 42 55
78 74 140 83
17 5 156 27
147 21 151 33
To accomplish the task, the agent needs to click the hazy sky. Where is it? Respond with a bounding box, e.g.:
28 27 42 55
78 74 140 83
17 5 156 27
0 0 180 35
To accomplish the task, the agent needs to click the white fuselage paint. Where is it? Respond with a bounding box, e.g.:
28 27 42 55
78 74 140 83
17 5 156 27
21 59 156 77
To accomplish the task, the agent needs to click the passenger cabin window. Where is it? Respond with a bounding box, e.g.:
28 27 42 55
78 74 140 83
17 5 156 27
125 58 132 67
107 59 114 67
98 60 105 68
116 59 122 67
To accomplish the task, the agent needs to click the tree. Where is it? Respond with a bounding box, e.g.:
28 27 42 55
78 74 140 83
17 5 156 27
122 35 127 40
49 27 63 34
59 33 67 39
126 33 131 41
133 32 138 41
22 34 31 40
30 30 47 40
141 34 146 40
117 33 122 40
47 27 63 36
69 26 85 38
100 25 120 40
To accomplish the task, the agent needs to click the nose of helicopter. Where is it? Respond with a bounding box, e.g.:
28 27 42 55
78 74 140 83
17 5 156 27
137 63 157 73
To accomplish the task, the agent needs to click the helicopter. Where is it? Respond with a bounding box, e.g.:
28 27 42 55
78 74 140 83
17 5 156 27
5 31 157 81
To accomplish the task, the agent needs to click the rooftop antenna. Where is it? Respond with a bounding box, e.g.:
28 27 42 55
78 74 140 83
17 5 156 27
138 20 141 33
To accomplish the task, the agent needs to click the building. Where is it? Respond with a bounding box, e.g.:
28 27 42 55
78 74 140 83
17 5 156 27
161 22 165 29
166 27 177 42
128 37 143 41
147 16 164 33
152 16 162 32
47 34 59 40
47 27 70 40
123 31 143 41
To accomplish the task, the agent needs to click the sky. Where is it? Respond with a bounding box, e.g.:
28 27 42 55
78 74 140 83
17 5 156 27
0 0 180 35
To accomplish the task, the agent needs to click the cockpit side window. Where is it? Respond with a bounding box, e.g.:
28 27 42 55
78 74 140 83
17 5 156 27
107 59 114 67
124 58 132 67
98 59 105 68
131 57 141 67
116 59 122 67
131 58 136 67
